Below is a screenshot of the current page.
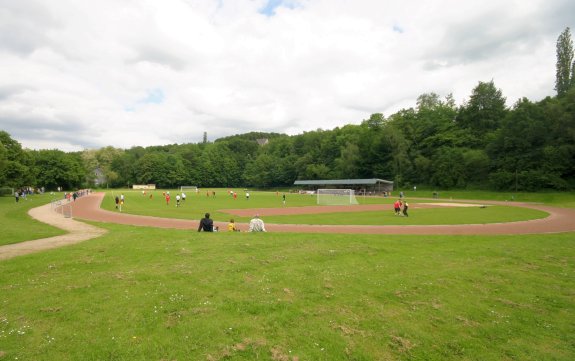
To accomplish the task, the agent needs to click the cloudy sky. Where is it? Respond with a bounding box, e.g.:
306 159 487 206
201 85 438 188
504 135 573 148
1 0 574 151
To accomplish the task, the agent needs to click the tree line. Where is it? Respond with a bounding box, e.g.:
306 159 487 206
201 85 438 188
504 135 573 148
1 29 575 192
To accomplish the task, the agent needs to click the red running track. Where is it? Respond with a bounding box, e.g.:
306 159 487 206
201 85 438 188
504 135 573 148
69 192 575 235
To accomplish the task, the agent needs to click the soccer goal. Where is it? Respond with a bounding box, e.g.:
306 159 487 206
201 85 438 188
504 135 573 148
317 189 359 205
0 187 15 197
180 186 198 192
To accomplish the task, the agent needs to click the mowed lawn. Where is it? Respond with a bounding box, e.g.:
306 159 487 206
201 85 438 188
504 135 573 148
0 224 574 360
98 189 548 226
0 193 65 246
1 191 574 360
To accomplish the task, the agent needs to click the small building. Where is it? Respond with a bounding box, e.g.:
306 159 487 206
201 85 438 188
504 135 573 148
132 184 156 190
294 178 394 195
256 138 269 146
94 167 106 187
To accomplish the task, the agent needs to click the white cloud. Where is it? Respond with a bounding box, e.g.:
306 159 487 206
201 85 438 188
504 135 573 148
0 0 573 151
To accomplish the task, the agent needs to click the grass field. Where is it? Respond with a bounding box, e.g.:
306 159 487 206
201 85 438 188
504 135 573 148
1 190 574 360
98 189 549 226
396 188 575 208
0 193 65 246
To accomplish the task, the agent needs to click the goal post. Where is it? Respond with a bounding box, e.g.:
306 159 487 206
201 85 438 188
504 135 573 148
317 189 359 205
180 186 198 192
0 187 15 197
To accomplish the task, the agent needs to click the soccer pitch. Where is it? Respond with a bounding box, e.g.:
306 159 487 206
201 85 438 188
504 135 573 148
98 189 548 226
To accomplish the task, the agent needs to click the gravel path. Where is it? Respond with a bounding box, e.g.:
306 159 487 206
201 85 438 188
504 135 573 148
0 202 107 260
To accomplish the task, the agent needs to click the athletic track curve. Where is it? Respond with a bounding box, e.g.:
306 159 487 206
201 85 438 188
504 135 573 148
70 192 575 235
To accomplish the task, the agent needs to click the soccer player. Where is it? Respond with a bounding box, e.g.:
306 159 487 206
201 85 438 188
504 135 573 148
393 200 401 215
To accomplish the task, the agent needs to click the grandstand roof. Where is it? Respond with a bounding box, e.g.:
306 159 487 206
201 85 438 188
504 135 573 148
294 178 393 186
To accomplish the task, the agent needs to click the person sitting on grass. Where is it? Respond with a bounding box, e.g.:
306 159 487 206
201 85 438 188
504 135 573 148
228 219 239 232
198 213 214 232
248 214 266 232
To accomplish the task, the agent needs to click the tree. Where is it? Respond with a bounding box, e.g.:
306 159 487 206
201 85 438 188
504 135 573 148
335 142 361 179
0 131 33 188
416 93 442 111
555 27 574 96
363 113 385 130
32 150 86 190
430 147 466 188
243 153 277 187
456 80 507 147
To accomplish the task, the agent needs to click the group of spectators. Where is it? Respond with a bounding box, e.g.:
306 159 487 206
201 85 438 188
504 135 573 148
14 188 91 203
13 187 44 202
198 213 266 233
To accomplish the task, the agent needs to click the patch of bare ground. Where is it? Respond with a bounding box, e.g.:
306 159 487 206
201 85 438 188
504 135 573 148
390 335 415 353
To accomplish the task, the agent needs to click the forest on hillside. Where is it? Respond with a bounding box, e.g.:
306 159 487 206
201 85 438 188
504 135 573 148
1 81 575 192
2 28 575 193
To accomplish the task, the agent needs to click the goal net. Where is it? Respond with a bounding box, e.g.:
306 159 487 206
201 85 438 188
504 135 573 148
0 187 15 197
317 189 359 205
180 186 198 192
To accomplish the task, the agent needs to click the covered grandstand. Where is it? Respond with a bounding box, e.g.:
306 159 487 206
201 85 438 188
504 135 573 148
293 178 393 195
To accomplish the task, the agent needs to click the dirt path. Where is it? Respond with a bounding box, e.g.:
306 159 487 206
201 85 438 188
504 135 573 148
0 202 107 260
2 192 573 261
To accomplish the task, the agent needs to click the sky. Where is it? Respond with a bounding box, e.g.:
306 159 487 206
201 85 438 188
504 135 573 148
1 0 574 151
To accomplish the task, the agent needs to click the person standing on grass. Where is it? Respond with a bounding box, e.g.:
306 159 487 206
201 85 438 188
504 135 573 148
198 213 214 232
248 214 266 232
176 194 181 207
165 193 171 206
402 201 409 217
393 199 401 215
282 193 286 205
181 192 186 202
115 195 120 209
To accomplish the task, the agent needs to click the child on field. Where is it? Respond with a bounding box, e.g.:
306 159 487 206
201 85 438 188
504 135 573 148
228 219 238 232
